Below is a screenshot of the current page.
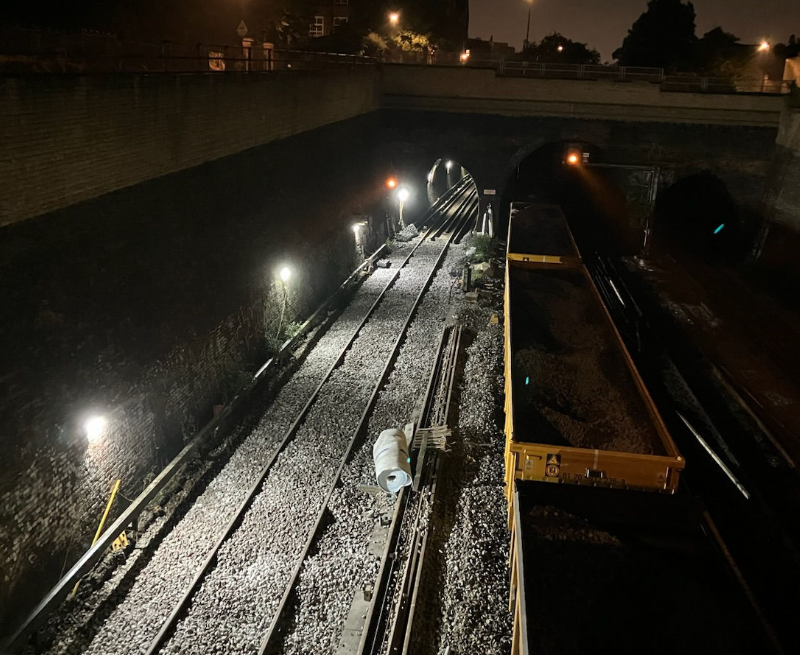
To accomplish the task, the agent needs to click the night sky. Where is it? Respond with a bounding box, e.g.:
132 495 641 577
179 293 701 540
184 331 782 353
470 0 799 61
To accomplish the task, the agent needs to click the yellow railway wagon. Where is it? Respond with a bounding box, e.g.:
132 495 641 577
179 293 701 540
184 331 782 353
503 203 685 518
506 202 583 266
507 480 772 655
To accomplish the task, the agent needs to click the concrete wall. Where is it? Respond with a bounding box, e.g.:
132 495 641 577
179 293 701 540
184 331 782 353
768 108 800 228
758 107 800 279
0 68 381 227
382 64 786 127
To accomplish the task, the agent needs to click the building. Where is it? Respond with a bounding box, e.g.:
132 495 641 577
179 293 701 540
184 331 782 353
465 36 516 61
310 0 352 38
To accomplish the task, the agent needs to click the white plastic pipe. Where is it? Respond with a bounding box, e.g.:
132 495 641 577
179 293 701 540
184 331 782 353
373 428 412 493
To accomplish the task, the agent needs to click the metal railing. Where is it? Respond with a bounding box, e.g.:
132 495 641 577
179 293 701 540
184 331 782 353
661 74 791 94
0 32 376 74
500 60 666 83
0 26 790 95
497 60 792 94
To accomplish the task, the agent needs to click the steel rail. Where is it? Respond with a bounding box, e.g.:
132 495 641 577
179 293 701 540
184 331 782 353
0 239 396 655
142 187 470 655
430 187 476 241
356 325 451 655
257 199 474 655
409 175 474 233
358 325 462 655
387 331 461 655
142 183 475 655
454 197 480 244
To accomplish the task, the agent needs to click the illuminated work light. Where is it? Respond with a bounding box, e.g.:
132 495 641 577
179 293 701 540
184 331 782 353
85 416 108 443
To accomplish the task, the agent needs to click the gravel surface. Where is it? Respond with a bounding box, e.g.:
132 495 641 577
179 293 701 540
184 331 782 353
510 267 661 454
156 236 454 655
509 204 575 257
275 242 464 655
41 241 419 655
420 304 512 655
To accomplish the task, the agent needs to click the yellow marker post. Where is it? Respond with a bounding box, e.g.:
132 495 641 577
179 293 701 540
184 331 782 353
70 478 121 598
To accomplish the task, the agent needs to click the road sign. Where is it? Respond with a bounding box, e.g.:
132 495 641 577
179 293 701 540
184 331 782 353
236 20 248 37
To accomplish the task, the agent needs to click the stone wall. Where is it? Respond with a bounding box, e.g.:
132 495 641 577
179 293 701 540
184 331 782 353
0 67 381 227
376 109 778 222
0 113 386 635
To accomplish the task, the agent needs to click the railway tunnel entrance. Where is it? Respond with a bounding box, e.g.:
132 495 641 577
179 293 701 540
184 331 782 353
498 138 760 266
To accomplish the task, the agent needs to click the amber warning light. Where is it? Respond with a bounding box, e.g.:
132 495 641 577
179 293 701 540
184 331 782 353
567 153 580 165
386 177 398 189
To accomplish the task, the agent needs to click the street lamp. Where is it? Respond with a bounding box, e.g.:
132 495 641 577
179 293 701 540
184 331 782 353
557 45 564 53
523 0 534 51
389 11 400 26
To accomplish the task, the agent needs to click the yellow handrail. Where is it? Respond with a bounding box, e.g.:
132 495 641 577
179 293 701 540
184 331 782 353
70 478 121 598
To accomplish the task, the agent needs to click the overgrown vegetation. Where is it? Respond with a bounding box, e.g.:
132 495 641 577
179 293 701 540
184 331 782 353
469 234 497 263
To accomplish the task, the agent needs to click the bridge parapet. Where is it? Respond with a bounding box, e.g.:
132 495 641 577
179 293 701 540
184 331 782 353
382 64 786 128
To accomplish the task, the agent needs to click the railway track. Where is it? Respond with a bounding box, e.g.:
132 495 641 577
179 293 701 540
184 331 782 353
256 225 470 654
370 327 461 655
588 252 795 653
39 178 477 655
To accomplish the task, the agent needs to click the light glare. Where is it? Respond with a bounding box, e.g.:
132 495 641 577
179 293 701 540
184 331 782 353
397 187 410 202
279 266 291 282
567 153 579 165
758 41 770 52
389 12 399 25
85 416 108 443
386 177 397 189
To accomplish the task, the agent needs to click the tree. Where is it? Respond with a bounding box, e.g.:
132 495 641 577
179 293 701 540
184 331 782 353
774 35 800 60
519 33 600 65
693 27 748 77
349 0 465 51
613 0 697 71
363 29 433 63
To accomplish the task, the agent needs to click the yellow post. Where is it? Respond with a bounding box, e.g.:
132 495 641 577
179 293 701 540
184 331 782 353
70 478 121 598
